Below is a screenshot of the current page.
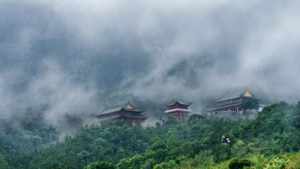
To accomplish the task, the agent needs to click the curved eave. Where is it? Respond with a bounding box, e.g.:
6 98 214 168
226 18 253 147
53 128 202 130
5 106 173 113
165 108 191 114
167 100 192 107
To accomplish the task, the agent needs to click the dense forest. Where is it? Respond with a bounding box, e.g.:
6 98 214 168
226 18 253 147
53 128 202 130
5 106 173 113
0 102 298 169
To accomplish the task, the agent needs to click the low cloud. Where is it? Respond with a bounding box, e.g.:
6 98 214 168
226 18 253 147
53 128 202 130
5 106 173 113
0 0 300 127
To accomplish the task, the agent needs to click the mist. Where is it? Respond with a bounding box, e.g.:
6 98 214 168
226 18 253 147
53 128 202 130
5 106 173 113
0 0 300 129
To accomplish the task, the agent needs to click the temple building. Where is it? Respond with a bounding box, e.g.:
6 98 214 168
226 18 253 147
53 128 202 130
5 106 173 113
96 102 147 125
206 89 259 115
165 100 192 121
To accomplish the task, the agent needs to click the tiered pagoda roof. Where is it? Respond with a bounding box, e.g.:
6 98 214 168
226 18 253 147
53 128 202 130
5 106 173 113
165 100 192 113
164 100 192 121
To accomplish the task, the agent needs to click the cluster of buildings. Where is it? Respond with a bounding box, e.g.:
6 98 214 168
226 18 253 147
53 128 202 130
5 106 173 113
96 89 260 125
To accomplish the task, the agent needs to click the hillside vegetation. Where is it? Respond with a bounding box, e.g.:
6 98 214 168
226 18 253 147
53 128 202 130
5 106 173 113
0 102 299 169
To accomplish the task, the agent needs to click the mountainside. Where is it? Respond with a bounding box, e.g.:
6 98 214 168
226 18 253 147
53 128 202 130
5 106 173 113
1 1 300 169
0 102 299 169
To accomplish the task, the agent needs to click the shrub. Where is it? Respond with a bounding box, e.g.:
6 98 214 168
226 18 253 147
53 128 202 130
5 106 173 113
229 159 253 169
263 157 288 169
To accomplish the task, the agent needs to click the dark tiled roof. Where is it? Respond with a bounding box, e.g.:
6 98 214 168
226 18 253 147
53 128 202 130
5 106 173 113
167 100 191 107
206 89 256 112
215 89 254 102
97 102 144 118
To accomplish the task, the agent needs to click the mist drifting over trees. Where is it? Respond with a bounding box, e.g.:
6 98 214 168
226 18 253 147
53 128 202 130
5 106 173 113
0 0 300 126
0 1 300 169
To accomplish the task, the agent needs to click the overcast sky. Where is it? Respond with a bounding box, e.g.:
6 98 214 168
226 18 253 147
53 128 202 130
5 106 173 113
0 0 300 126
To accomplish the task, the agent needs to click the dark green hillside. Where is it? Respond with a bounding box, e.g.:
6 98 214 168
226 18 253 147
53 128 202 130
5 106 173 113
2 102 294 169
0 102 299 168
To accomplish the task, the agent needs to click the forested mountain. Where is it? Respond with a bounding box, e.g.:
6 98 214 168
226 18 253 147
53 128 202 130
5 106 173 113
1 1 300 169
0 102 299 169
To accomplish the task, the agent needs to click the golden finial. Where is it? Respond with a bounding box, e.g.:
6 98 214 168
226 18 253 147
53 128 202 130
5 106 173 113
243 87 253 97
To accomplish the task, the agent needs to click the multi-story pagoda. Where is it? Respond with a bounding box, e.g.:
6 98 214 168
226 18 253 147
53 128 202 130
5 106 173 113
96 102 147 125
206 89 259 114
165 100 192 121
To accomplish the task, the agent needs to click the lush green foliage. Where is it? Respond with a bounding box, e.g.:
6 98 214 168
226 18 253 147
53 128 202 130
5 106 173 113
84 161 115 169
0 102 299 169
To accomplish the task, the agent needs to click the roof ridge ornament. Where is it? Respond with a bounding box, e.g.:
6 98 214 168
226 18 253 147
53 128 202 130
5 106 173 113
125 102 135 110
243 88 253 98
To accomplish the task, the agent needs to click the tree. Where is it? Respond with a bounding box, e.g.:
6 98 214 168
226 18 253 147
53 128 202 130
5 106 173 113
293 102 300 129
0 154 9 169
84 161 115 169
116 155 144 169
242 98 259 110
153 160 177 169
